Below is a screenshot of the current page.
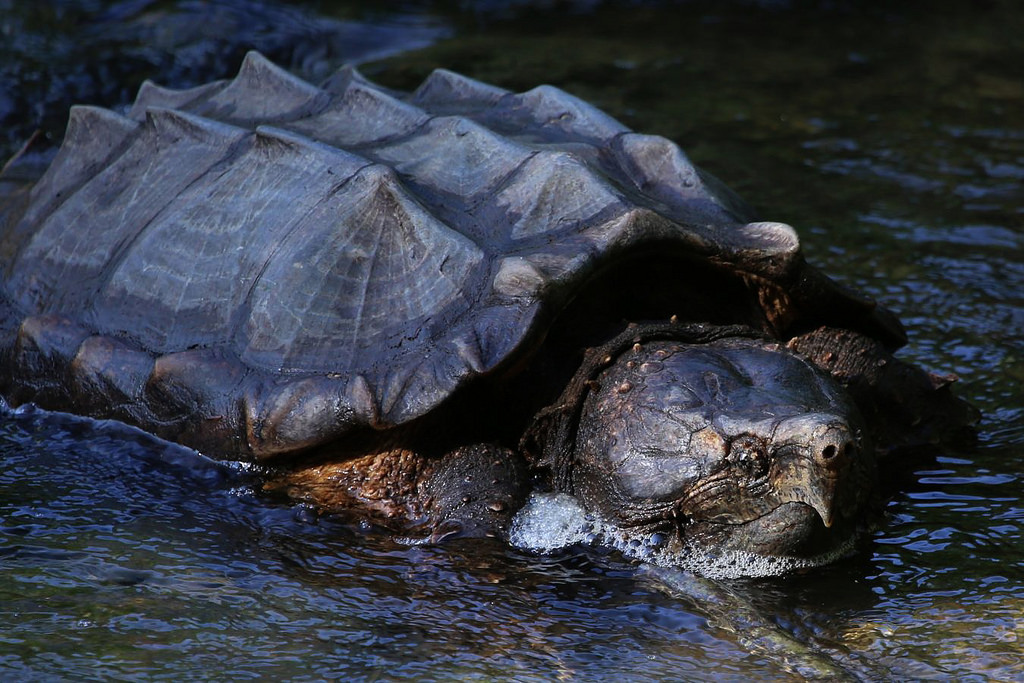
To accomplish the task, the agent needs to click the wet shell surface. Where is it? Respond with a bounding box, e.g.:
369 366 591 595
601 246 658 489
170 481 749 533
0 51 808 458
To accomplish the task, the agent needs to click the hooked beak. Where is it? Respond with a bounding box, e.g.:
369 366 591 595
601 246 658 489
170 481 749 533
796 480 836 528
773 419 857 530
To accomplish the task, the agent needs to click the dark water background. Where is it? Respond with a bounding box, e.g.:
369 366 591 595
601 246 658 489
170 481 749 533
1 1 1022 679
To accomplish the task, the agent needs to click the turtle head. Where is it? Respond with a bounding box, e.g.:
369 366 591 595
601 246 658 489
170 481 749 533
538 328 878 563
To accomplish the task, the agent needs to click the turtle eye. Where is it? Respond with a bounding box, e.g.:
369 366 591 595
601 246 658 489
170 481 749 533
726 434 769 477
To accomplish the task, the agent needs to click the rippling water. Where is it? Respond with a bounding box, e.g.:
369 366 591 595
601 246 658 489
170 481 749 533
2 1 1022 679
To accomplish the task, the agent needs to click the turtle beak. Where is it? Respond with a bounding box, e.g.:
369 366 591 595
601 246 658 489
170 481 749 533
772 418 856 530
798 479 837 528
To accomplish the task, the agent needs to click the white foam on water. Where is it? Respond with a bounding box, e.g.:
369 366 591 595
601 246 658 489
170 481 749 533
509 492 857 579
508 492 594 552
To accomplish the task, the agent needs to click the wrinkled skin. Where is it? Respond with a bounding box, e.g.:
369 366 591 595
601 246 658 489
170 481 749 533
571 337 875 559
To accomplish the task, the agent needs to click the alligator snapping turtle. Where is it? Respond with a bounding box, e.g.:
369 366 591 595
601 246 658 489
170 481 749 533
0 52 973 566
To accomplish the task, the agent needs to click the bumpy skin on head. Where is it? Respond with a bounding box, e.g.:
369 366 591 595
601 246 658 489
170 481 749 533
526 323 878 559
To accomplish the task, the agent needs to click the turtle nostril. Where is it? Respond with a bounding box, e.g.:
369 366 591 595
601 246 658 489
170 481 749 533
817 437 854 469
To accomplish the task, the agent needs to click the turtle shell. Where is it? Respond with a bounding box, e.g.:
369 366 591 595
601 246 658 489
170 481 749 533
0 52 902 459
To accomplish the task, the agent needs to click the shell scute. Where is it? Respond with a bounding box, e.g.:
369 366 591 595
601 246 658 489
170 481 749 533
143 348 250 450
14 314 91 370
19 106 140 233
492 257 549 298
244 375 354 457
10 107 247 316
481 84 629 145
239 163 484 375
613 133 745 224
410 68 510 114
128 79 228 121
94 124 368 353
287 80 430 148
488 150 629 241
189 50 328 126
71 335 154 408
369 115 534 202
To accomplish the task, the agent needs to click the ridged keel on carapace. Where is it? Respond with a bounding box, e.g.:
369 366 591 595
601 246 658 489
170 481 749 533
0 51 837 460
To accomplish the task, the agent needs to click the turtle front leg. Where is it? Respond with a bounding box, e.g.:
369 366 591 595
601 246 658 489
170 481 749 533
421 445 530 540
265 444 529 540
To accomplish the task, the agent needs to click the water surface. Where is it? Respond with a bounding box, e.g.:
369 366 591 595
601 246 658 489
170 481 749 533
1 1 1022 679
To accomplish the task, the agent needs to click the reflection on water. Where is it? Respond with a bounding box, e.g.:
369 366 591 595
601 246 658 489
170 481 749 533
2 0 1022 679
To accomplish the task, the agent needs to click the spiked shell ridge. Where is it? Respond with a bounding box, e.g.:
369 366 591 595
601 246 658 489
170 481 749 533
0 52 827 458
